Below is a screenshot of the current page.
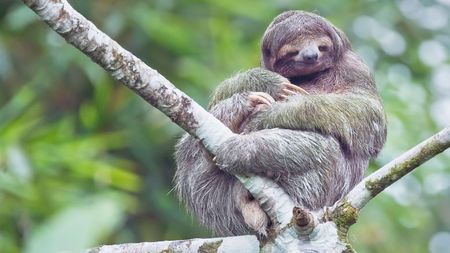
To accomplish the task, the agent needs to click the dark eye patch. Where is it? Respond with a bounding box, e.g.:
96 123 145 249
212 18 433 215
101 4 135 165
318 45 330 52
284 50 299 59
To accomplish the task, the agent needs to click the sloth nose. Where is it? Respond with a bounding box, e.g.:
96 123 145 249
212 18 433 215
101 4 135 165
300 48 319 63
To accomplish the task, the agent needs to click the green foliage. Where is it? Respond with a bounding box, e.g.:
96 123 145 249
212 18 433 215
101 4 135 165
0 1 449 253
24 194 126 253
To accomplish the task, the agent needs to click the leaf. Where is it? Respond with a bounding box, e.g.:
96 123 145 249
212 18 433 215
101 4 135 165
24 194 125 253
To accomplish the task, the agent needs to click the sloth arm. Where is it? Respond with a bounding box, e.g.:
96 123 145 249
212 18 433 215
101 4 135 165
243 91 387 157
176 90 263 166
214 124 343 178
208 68 287 109
175 91 259 185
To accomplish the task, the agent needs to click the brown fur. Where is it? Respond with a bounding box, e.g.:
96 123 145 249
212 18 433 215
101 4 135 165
174 10 387 236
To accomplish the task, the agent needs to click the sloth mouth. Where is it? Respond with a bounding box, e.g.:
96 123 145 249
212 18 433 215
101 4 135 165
288 68 328 86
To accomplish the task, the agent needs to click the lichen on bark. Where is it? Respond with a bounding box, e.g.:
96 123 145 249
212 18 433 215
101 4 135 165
198 240 223 253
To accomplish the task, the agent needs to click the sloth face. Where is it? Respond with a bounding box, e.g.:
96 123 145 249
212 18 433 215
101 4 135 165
261 11 350 83
271 35 335 79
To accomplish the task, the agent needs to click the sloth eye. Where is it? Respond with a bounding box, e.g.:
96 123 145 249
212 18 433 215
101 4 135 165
318 45 329 52
284 50 299 58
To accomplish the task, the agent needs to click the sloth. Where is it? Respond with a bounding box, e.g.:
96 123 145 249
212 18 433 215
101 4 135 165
174 10 386 236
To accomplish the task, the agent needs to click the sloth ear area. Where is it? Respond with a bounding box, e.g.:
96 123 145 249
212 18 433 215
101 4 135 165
261 48 272 68
263 47 271 57
330 26 351 57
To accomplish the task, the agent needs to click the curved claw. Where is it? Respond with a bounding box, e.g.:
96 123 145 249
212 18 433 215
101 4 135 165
282 88 298 95
283 82 309 95
249 92 275 105
278 94 288 100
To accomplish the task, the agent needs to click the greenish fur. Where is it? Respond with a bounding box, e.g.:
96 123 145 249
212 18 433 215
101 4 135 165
208 68 287 109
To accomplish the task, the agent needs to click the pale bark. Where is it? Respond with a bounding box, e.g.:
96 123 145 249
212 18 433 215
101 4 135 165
21 0 296 250
87 236 259 253
22 0 233 153
344 127 450 210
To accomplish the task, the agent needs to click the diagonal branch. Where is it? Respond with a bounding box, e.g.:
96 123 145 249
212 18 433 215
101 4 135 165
88 236 260 253
332 127 450 221
22 0 233 154
22 0 297 240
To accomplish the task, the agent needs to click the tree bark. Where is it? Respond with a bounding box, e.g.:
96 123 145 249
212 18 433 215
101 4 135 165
87 236 259 253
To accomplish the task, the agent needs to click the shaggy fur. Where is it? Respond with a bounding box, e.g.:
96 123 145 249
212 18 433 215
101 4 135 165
174 10 387 236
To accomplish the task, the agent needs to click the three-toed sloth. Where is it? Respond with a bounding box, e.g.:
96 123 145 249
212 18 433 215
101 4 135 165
175 10 386 236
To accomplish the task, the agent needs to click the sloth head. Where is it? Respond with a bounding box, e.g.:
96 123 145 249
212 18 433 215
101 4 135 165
261 11 351 80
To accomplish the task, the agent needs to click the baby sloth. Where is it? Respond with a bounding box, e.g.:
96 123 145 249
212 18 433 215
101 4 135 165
175 10 387 236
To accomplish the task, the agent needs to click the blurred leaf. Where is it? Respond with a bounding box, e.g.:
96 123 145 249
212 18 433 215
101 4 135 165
24 194 126 253
4 5 37 31
7 145 33 182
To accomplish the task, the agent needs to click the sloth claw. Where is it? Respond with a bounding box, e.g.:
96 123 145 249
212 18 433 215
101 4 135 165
248 92 275 106
282 82 309 95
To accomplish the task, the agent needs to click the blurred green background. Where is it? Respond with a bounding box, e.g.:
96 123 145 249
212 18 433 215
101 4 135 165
1 0 450 252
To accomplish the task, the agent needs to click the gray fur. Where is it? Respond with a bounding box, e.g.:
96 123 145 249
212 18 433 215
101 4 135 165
174 10 387 236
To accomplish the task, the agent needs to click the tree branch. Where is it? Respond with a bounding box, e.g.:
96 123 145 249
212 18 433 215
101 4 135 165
345 127 450 210
21 0 297 247
22 0 233 154
87 236 259 253
328 127 450 240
